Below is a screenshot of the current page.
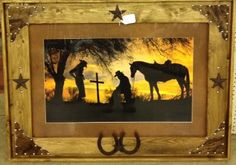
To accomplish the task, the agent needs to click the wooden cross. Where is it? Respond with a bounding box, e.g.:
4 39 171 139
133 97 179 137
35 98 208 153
90 73 104 103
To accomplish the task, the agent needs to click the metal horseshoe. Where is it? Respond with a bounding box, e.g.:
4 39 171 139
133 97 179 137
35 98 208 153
97 133 119 156
119 132 141 154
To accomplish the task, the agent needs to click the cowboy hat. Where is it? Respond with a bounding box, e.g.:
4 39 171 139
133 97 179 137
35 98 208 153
114 71 123 77
80 60 87 67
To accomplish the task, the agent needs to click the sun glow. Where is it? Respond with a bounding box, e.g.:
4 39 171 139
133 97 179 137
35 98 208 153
45 38 193 103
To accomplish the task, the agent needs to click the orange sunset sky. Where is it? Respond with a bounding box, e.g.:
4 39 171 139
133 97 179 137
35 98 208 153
45 38 193 103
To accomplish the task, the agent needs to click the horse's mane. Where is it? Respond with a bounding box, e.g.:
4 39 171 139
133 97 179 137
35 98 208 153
132 61 188 76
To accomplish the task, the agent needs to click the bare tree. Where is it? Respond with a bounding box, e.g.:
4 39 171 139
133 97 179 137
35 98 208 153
143 38 192 57
44 39 130 101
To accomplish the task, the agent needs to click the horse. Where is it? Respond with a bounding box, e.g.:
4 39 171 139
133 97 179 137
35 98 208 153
129 61 190 100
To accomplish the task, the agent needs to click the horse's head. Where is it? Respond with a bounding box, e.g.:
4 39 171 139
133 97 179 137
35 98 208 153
129 62 138 78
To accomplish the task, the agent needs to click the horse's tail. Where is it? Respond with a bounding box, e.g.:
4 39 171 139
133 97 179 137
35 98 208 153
185 68 190 97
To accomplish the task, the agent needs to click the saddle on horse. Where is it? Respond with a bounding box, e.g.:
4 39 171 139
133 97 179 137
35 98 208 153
153 60 184 77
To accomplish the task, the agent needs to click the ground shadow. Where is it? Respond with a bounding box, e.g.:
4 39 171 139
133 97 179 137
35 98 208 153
46 97 192 122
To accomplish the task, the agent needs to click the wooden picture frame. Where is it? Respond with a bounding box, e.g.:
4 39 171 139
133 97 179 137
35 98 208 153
1 0 235 161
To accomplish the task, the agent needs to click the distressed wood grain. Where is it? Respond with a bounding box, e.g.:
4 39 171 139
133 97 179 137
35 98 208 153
1 0 233 160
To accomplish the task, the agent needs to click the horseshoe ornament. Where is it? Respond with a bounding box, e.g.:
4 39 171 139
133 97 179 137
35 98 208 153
119 132 141 154
97 133 119 156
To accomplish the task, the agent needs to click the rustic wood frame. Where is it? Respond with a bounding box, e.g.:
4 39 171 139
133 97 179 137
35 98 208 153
1 0 235 161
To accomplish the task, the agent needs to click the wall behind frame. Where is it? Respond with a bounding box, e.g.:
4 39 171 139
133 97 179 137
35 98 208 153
0 5 3 92
232 30 236 134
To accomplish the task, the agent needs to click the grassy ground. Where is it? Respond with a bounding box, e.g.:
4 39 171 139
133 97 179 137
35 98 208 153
46 97 192 122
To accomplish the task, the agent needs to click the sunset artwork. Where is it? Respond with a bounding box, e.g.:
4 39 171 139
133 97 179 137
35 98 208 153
44 38 193 122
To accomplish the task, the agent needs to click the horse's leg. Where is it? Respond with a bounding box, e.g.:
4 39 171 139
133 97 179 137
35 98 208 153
149 83 154 101
177 78 184 99
153 83 161 100
184 81 190 97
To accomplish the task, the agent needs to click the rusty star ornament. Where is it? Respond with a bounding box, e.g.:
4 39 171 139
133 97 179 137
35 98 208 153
109 5 126 21
210 73 226 89
13 74 29 89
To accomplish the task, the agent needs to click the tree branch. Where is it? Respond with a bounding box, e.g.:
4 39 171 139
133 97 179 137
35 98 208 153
57 50 70 76
45 61 56 78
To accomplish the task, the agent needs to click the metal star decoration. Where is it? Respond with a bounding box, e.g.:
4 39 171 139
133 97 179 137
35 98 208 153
210 73 226 89
109 5 126 21
13 74 29 89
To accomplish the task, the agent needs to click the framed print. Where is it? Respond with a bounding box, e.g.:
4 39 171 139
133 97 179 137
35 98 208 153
1 0 235 161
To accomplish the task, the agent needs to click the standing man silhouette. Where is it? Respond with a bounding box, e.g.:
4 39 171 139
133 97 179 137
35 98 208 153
70 60 87 101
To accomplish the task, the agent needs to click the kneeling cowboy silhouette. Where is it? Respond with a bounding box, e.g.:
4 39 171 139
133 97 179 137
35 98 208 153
114 71 132 104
